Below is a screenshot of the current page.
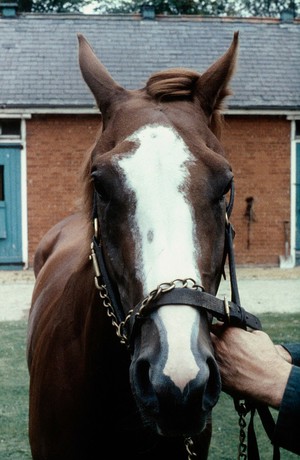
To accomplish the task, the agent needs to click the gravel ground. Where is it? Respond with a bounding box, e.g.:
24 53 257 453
0 266 299 321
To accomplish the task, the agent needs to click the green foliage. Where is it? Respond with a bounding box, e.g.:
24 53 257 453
18 0 89 13
94 0 298 18
95 0 237 15
15 0 298 17
239 0 297 17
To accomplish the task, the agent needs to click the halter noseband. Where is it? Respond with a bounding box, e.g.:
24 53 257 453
89 181 262 349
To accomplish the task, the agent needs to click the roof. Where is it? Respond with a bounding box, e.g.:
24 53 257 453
0 13 299 112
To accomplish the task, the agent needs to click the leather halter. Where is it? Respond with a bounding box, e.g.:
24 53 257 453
89 182 280 460
90 180 262 348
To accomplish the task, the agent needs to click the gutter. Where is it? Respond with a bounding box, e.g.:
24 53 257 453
0 106 299 118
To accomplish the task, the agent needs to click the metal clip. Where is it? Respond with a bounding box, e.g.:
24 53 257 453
89 242 101 278
225 212 229 226
94 276 102 290
224 296 230 324
93 217 99 239
184 436 197 459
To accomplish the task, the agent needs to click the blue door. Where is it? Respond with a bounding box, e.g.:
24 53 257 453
296 143 300 265
0 146 23 268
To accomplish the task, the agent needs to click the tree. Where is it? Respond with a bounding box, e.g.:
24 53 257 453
18 0 89 12
94 0 237 15
16 0 298 17
93 0 298 17
238 0 297 17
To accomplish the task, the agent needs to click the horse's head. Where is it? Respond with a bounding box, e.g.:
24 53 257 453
79 33 238 437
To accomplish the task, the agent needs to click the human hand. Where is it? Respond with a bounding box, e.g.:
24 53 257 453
275 344 292 363
210 324 292 408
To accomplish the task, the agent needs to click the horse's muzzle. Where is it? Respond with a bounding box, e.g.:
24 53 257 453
129 310 221 437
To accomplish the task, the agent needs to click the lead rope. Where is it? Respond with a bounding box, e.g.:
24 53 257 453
225 213 251 460
225 212 280 460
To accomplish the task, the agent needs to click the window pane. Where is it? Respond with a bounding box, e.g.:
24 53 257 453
0 165 4 201
0 119 21 136
296 121 300 138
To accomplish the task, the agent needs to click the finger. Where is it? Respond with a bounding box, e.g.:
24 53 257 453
210 321 226 336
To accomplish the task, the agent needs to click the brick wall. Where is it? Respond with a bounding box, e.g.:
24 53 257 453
223 116 291 265
26 114 100 266
26 114 291 267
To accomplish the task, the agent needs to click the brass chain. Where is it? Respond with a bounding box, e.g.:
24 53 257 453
95 278 133 346
137 277 204 319
91 245 203 348
95 273 203 460
91 243 204 459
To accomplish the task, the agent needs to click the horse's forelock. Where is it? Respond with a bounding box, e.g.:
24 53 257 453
146 68 200 100
145 68 224 139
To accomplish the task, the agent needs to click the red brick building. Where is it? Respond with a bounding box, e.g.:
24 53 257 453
0 11 299 268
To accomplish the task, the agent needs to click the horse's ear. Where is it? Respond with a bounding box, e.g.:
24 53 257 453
78 34 126 114
196 32 239 117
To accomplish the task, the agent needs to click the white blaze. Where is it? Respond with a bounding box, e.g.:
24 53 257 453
116 124 202 390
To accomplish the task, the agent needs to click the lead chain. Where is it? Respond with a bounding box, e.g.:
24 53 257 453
236 400 248 460
137 278 204 318
96 279 129 345
91 243 204 348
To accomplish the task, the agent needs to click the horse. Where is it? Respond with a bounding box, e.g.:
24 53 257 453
27 32 240 460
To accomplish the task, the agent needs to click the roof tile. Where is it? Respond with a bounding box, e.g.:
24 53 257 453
0 14 299 110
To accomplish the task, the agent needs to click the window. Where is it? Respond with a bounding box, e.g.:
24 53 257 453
296 120 300 138
0 119 21 137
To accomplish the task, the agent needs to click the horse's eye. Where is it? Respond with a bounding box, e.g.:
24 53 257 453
223 178 233 197
223 178 234 215
91 171 111 202
217 178 233 207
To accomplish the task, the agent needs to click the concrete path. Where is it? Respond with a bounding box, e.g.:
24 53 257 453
0 267 299 321
218 278 300 315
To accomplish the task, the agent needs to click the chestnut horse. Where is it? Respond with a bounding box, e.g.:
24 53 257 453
27 32 239 459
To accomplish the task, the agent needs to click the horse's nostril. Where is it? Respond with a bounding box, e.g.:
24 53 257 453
131 358 160 413
134 359 151 398
203 356 221 410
